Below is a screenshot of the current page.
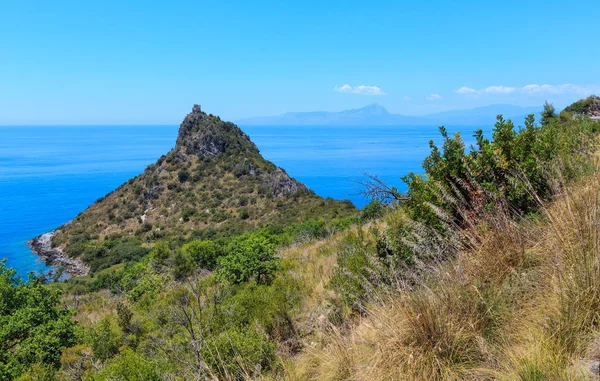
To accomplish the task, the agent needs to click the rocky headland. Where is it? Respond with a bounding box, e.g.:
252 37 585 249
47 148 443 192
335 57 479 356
41 104 356 274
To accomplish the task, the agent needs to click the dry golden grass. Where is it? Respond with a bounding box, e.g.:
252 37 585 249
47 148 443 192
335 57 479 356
280 237 340 311
64 290 122 326
276 225 382 349
495 175 600 380
286 171 600 380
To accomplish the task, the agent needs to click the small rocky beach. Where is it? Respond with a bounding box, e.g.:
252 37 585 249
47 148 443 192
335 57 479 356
29 231 90 277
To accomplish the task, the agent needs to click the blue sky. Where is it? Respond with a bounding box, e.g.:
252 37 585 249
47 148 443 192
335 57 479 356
1 0 599 124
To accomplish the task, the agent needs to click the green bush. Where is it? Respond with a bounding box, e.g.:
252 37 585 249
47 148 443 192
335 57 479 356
217 235 280 285
403 114 597 227
125 266 168 302
87 319 120 361
81 242 149 273
239 207 250 220
181 206 196 222
291 218 327 240
172 250 195 279
220 277 301 347
329 231 379 312
361 199 386 221
116 302 133 332
177 169 190 182
14 363 57 381
149 241 171 267
0 262 78 380
180 240 223 270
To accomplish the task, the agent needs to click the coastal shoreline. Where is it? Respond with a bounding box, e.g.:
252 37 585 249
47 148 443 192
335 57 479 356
29 231 90 277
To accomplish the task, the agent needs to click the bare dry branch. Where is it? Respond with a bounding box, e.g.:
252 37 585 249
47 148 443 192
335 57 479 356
354 172 408 203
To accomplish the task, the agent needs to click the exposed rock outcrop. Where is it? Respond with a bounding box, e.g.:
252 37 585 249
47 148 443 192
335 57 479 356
176 104 257 159
265 168 308 198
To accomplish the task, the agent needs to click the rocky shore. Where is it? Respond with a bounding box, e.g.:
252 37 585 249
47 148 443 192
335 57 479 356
30 232 90 277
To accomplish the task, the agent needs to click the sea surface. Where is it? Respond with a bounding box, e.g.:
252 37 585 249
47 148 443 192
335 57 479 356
0 124 490 277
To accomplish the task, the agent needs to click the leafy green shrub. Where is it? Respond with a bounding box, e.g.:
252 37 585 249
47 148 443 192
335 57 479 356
540 101 556 125
126 267 168 302
181 206 196 222
149 241 171 267
361 199 386 221
177 169 190 183
14 363 57 381
221 277 301 347
402 114 597 228
109 243 148 266
87 319 120 361
217 235 280 285
81 242 149 273
180 240 223 270
329 231 380 312
116 302 133 332
117 260 148 294
0 262 78 380
137 222 152 234
211 210 229 223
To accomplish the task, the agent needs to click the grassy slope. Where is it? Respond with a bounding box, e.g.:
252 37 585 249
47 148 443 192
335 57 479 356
287 169 600 381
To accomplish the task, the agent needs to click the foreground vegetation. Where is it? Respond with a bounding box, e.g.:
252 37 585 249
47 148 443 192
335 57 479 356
2 98 600 380
292 164 600 381
289 101 600 380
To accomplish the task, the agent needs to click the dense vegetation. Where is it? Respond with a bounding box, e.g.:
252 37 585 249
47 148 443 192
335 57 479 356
3 99 600 380
324 102 598 313
0 262 77 380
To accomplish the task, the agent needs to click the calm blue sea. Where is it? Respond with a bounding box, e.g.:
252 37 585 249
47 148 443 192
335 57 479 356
0 124 489 277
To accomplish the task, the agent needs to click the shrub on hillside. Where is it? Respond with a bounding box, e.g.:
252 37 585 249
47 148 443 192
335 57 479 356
401 114 597 227
217 235 280 285
361 199 386 221
177 169 190 183
180 240 223 270
0 262 78 379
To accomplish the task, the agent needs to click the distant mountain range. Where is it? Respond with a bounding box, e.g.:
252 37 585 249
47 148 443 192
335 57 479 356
237 103 541 126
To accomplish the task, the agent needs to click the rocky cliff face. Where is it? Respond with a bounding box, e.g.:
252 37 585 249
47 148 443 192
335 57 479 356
171 104 307 198
48 105 355 272
176 104 257 158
